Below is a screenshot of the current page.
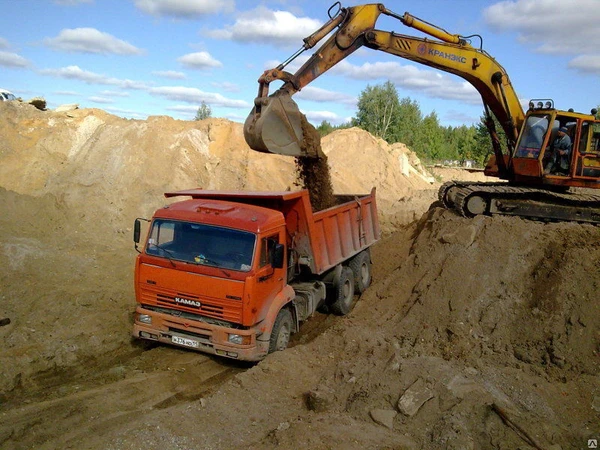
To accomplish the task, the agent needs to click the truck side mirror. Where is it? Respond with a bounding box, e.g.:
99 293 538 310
134 219 141 244
133 218 150 253
272 243 284 269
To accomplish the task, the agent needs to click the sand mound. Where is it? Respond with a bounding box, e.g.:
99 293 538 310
323 128 437 230
1 101 597 449
0 102 438 396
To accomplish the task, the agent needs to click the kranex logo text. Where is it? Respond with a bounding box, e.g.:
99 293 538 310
428 48 467 64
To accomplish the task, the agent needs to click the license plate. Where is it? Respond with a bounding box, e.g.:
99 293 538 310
172 335 199 348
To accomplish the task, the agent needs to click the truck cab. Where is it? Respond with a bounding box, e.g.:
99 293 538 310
133 196 291 361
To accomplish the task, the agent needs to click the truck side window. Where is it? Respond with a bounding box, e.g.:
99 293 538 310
259 235 278 268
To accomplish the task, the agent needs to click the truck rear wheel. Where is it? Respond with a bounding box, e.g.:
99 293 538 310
349 250 371 294
269 308 293 353
331 266 356 316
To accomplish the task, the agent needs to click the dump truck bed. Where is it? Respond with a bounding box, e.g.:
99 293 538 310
164 188 380 275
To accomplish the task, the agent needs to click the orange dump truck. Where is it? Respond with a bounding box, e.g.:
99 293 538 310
132 188 380 361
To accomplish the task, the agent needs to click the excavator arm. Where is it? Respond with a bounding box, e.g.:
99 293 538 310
243 2 525 174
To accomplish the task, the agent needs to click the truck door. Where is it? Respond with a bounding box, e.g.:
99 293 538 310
254 232 286 306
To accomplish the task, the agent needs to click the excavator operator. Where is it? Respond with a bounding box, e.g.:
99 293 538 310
544 126 572 175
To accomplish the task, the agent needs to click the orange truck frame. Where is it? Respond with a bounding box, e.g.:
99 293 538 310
132 188 380 361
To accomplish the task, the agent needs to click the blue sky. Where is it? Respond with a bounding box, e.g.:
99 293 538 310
2 0 600 127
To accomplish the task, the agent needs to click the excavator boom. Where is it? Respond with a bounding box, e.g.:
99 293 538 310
243 2 524 171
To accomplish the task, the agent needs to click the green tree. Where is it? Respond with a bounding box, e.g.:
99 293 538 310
392 97 422 147
472 112 507 165
194 101 212 120
455 125 478 163
418 111 445 161
354 80 400 142
316 120 334 137
351 86 489 165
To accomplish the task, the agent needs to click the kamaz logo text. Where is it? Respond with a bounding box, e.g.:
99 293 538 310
174 297 201 308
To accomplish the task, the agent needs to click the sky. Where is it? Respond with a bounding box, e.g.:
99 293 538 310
2 0 600 128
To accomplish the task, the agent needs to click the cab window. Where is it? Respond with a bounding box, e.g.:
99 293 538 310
259 235 278 268
515 115 549 158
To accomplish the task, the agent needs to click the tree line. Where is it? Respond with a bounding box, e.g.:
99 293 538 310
317 80 500 166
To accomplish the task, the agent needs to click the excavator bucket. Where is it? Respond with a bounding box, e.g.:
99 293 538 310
244 92 317 158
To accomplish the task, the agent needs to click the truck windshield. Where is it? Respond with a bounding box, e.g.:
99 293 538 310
145 219 256 272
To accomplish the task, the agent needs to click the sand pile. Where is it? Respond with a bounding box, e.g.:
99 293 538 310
2 101 597 449
6 209 595 449
323 127 436 230
0 101 438 396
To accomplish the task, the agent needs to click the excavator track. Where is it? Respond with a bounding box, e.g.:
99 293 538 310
438 181 600 224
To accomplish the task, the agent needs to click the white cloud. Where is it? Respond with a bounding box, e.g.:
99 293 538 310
0 51 30 68
88 96 114 104
302 110 342 124
442 109 480 125
39 65 149 89
483 0 600 55
44 28 143 55
568 54 600 75
296 86 357 106
210 81 240 93
331 60 480 104
135 0 234 18
99 90 130 97
0 38 9 49
153 70 187 79
53 90 80 96
149 86 250 108
166 105 200 113
206 6 322 46
177 52 222 69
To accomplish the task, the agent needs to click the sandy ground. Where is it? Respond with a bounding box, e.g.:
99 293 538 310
1 102 599 449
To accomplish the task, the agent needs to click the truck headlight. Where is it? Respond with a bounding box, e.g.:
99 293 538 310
138 314 152 324
228 334 250 345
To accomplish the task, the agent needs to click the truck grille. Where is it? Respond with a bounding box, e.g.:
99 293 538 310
140 287 242 322
156 292 225 315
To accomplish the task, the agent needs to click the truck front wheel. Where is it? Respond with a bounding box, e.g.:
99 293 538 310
331 266 356 316
269 308 293 353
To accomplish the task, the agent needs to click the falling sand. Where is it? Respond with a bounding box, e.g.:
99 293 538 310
296 115 336 211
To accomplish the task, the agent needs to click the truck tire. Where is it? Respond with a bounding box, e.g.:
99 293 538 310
331 266 356 316
269 308 293 353
349 250 371 294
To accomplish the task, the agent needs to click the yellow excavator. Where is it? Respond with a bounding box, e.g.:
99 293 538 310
243 2 600 223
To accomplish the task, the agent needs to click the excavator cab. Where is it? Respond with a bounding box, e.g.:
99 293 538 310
508 101 600 188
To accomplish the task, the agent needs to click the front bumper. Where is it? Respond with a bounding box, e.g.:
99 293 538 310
132 305 269 361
